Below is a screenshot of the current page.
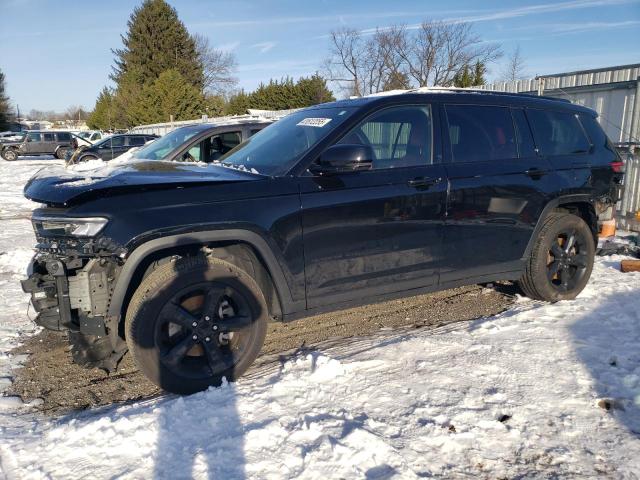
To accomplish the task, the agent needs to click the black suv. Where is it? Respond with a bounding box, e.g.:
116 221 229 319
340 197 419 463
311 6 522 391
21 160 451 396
67 134 159 164
21 91 623 394
2 130 75 161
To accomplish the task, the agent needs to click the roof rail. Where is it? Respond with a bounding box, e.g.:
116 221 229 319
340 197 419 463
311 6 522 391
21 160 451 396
366 86 571 103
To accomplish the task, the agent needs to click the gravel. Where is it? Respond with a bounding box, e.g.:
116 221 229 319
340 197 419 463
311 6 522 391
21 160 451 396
8 283 515 415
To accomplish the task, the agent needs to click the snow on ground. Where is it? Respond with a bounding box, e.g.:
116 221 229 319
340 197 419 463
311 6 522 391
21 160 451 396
0 158 639 479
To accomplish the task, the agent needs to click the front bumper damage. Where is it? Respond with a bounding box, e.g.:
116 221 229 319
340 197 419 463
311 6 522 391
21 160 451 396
21 237 128 371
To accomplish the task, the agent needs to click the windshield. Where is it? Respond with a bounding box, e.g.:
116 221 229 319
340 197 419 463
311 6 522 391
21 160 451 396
217 107 355 175
133 125 204 160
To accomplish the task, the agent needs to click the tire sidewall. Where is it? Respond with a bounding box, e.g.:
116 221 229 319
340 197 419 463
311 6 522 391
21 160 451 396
530 215 595 301
126 259 268 394
1 149 17 161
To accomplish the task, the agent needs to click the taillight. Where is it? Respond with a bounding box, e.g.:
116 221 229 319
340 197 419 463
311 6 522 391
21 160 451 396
610 160 625 173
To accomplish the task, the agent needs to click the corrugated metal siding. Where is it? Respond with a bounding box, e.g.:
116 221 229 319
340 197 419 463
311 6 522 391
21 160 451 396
478 64 640 144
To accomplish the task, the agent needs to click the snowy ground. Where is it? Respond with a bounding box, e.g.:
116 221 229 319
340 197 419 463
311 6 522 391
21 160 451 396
0 158 639 479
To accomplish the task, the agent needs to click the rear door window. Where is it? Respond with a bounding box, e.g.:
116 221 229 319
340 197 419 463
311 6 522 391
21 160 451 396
511 108 537 158
127 136 146 147
526 109 590 156
111 136 125 147
209 131 242 161
56 132 71 142
43 133 55 142
445 105 516 162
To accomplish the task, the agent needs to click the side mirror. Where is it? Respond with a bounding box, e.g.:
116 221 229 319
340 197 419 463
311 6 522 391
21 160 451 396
310 144 374 175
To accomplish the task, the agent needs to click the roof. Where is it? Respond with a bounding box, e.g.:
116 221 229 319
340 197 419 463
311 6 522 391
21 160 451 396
306 87 592 114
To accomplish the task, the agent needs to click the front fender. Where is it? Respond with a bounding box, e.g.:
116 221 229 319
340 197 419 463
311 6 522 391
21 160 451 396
106 229 299 320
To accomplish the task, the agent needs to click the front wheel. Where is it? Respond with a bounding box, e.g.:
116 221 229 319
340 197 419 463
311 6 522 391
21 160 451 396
518 212 595 302
125 255 268 394
1 148 18 161
55 148 69 159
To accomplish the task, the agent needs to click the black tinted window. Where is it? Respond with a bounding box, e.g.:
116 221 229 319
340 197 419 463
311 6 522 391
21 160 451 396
111 136 125 147
339 105 433 168
127 136 145 146
43 133 55 142
56 132 71 141
512 108 536 157
445 105 516 162
578 114 609 148
27 132 42 142
526 109 590 155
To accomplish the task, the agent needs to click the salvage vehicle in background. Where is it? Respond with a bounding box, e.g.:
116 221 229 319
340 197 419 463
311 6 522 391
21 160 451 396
66 133 159 165
21 90 624 394
1 130 74 160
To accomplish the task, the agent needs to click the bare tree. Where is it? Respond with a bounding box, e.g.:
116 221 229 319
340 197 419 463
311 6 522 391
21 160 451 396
502 45 526 82
324 21 501 96
397 21 502 87
193 33 238 96
64 105 88 127
324 26 411 96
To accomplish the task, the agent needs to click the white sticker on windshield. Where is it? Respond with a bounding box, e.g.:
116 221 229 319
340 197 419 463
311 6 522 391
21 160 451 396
297 117 332 127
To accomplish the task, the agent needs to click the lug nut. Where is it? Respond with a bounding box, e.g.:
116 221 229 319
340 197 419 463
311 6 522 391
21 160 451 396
204 316 210 321
192 335 198 340
212 325 218 331
205 337 211 342
192 321 198 327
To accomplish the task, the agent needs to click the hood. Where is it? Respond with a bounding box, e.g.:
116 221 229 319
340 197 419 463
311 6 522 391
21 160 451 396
24 159 263 206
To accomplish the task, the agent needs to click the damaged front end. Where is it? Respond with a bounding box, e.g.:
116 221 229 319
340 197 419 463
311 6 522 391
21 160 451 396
21 214 128 371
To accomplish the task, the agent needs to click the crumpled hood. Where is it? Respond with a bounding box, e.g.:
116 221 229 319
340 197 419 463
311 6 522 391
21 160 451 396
24 159 262 206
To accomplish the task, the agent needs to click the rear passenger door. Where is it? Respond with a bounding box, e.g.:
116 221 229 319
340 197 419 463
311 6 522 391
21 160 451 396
109 136 128 159
442 104 555 282
42 132 56 154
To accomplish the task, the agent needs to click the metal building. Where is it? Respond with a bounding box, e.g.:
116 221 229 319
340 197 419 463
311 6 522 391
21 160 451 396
478 63 640 231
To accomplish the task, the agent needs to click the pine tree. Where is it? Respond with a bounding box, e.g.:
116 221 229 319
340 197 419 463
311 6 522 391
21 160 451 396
129 69 205 125
225 91 251 115
0 69 10 131
87 87 115 130
453 65 473 88
111 0 203 90
296 74 335 105
472 61 486 86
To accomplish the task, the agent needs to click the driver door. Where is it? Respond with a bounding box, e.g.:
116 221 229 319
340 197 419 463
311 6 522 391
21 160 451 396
24 132 42 154
299 104 447 309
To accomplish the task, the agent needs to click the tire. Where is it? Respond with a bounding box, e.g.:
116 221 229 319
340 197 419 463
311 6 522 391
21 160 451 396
68 154 98 166
518 212 595 302
55 148 69 160
1 148 17 161
125 255 268 394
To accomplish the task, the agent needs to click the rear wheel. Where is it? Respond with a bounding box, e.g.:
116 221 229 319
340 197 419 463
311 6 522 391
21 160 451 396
125 255 268 394
519 212 594 301
1 148 17 161
55 147 69 159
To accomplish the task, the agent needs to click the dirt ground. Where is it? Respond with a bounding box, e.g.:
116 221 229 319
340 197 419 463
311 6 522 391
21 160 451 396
8 283 516 415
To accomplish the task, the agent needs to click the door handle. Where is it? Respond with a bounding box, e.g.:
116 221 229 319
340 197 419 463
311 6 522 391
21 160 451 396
407 176 442 188
524 168 549 178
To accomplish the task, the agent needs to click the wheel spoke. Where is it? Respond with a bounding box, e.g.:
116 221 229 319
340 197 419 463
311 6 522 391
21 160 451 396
550 244 564 258
163 302 199 329
568 253 588 268
547 261 561 280
163 335 196 367
202 287 225 318
559 266 570 290
220 314 253 332
201 340 225 374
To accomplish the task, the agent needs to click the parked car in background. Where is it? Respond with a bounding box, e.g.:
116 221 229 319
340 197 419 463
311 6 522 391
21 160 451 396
66 133 158 164
130 120 272 163
21 90 623 394
1 130 74 161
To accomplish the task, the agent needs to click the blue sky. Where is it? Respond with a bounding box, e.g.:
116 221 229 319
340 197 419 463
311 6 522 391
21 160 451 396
1 0 639 112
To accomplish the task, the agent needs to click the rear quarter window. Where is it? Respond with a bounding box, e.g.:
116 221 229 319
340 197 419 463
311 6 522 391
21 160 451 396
526 109 590 156
445 105 517 162
578 114 613 151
